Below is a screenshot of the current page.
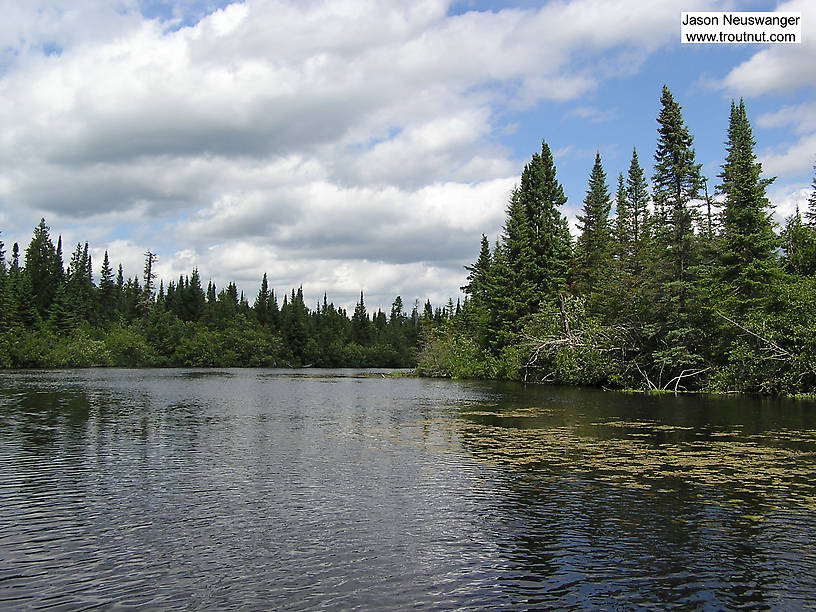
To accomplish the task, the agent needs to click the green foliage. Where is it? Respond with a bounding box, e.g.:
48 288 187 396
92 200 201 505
652 85 703 291
479 140 573 350
715 100 780 309
574 151 613 294
784 208 816 276
24 219 61 318
518 296 629 387
0 218 425 370
50 329 112 368
433 85 815 396
416 325 493 379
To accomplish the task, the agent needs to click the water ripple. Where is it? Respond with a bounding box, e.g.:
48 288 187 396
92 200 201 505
0 370 814 609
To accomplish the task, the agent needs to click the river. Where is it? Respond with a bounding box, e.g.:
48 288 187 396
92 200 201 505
1 368 815 609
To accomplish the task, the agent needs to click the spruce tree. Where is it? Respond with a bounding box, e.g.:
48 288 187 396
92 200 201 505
575 151 612 293
255 273 271 325
782 207 816 276
24 219 60 318
652 85 703 290
716 99 779 306
626 148 651 275
0 234 6 324
806 164 816 227
649 86 705 382
143 251 157 300
613 172 629 264
489 140 572 347
116 264 125 313
351 291 373 345
99 251 116 322
521 140 572 299
462 234 491 306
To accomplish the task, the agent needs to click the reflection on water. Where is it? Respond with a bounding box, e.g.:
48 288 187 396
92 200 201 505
0 369 814 609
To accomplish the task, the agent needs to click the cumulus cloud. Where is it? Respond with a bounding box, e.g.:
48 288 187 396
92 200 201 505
0 0 723 308
718 0 816 178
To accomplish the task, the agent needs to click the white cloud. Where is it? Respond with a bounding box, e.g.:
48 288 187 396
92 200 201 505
768 183 812 224
717 0 816 179
0 0 736 304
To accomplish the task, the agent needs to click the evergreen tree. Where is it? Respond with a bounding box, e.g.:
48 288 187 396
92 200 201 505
574 151 612 293
715 99 779 306
389 295 405 327
806 164 816 227
143 251 157 300
116 264 125 314
53 236 65 286
489 140 572 347
0 234 6 324
281 287 309 360
626 148 651 275
24 218 60 318
782 206 816 276
268 289 280 331
648 86 705 380
462 234 491 305
64 242 95 324
519 140 572 300
351 291 373 345
99 251 116 322
652 85 703 290
613 172 629 264
255 273 270 325
183 269 206 321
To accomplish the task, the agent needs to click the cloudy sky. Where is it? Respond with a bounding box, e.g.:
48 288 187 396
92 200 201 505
1 0 814 312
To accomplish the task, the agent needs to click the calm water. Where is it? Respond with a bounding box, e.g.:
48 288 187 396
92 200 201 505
1 369 815 610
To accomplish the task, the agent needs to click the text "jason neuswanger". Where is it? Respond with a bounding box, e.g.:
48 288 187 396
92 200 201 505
682 12 801 44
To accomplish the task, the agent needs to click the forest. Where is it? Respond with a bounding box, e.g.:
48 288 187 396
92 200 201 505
417 86 816 395
0 229 447 368
2 85 816 394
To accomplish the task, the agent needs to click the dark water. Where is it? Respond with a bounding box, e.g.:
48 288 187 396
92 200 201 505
1 369 815 610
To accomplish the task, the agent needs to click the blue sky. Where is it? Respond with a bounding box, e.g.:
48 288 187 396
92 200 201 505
0 0 814 312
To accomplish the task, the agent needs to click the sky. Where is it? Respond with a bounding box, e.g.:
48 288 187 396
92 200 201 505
0 0 814 313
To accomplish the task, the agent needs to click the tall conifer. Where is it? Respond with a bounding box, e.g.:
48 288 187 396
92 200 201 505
575 151 612 292
652 85 703 290
716 99 779 305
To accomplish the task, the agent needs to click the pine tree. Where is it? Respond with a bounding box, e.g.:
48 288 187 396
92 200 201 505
716 99 779 306
574 151 612 293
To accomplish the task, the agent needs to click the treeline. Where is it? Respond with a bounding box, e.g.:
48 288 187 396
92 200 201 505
418 85 816 395
0 227 448 368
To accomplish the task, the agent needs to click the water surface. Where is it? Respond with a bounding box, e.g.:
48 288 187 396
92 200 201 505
1 369 815 609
